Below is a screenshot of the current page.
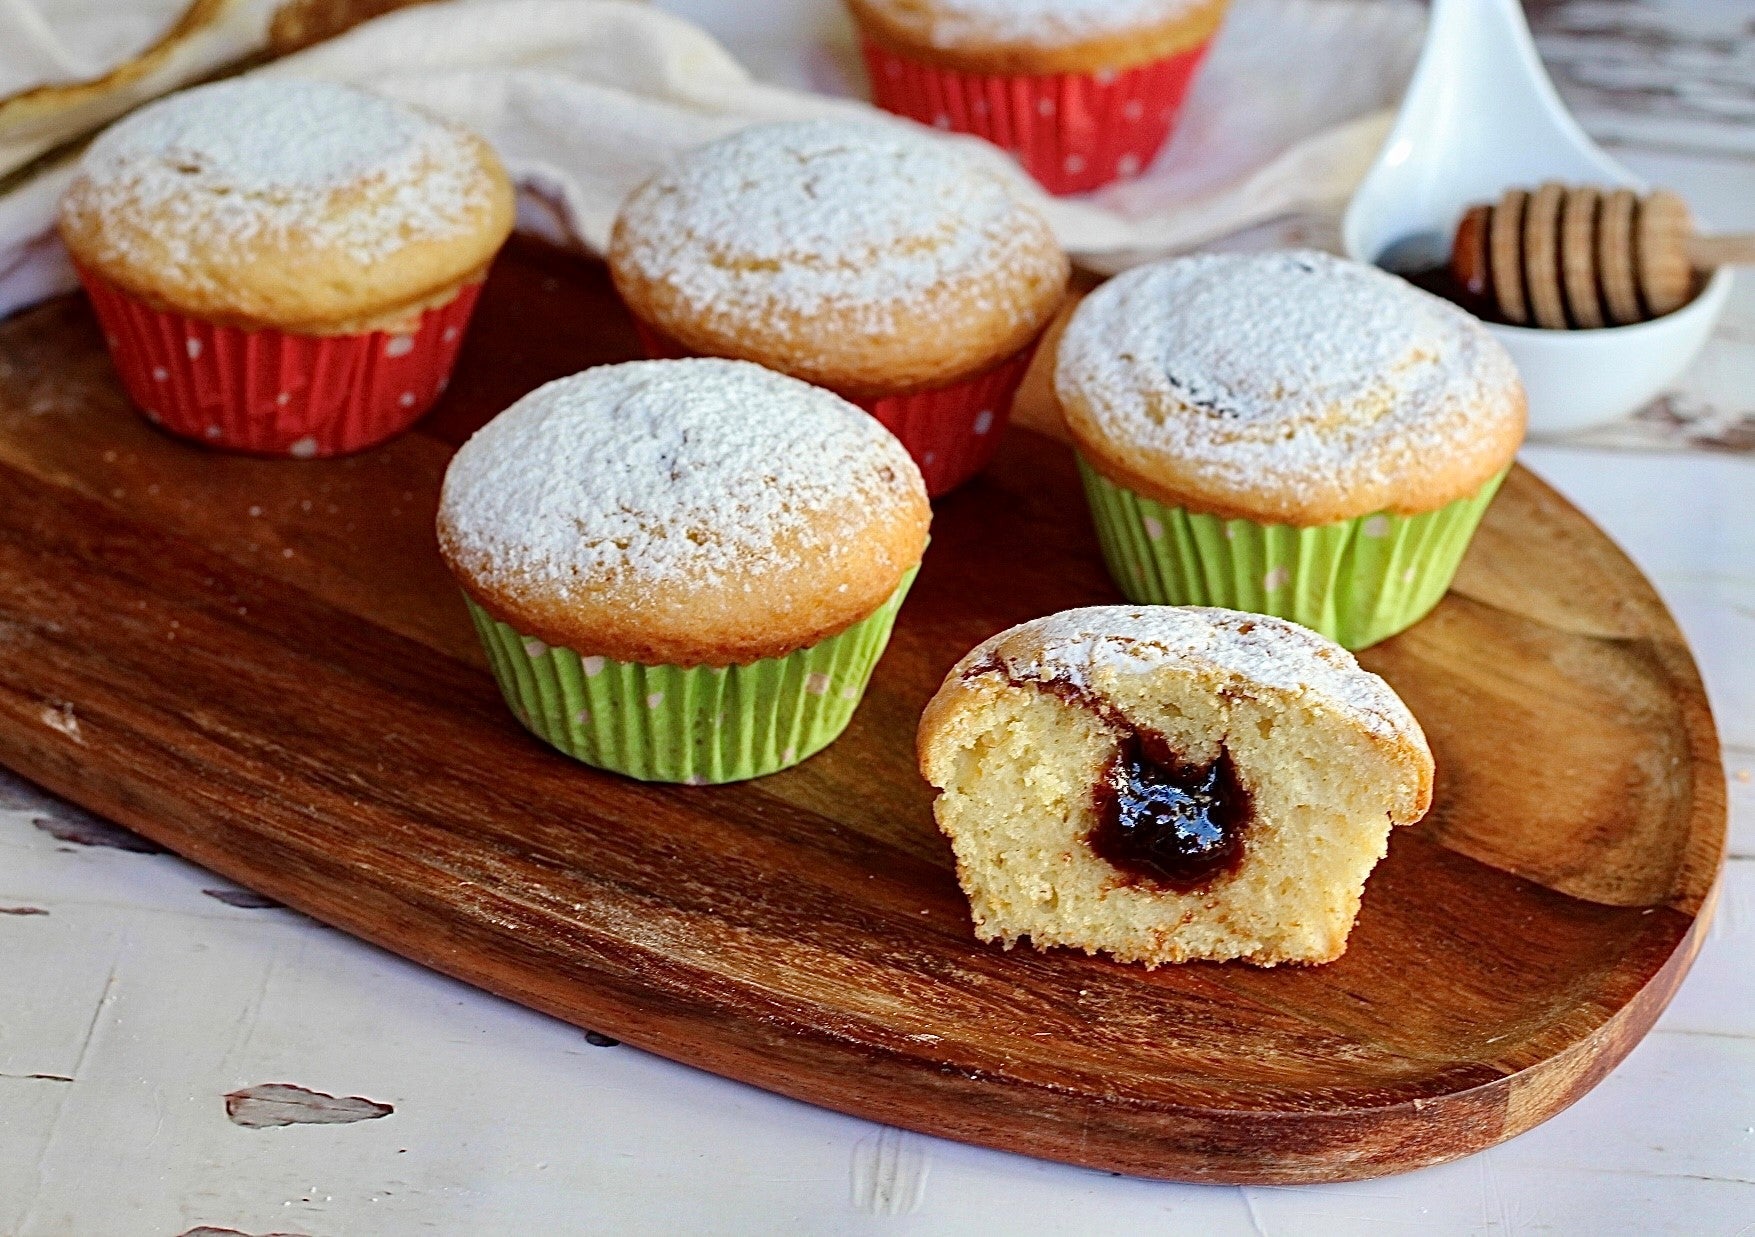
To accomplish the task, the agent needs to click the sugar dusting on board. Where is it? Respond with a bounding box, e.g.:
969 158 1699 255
439 359 924 597
67 78 490 270
614 120 1062 338
960 605 1424 743
1055 251 1523 509
865 0 1205 47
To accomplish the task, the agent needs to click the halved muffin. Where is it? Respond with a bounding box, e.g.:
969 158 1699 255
918 606 1433 966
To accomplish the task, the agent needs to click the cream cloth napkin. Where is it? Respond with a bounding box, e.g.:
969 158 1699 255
0 0 1422 318
0 0 201 98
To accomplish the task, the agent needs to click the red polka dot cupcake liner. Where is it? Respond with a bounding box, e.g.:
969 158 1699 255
78 268 482 458
861 38 1213 195
853 352 1034 497
631 318 1034 497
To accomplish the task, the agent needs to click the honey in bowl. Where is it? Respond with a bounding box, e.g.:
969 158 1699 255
1380 183 1751 330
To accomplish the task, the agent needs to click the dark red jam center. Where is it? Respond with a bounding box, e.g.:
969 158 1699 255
1089 735 1250 892
963 653 1253 892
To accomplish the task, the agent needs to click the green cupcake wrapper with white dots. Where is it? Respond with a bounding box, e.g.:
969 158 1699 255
1077 458 1508 650
466 568 917 783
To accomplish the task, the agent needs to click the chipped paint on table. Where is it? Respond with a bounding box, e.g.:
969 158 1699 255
224 1085 394 1131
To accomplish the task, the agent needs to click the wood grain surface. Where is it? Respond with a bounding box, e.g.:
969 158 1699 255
0 238 1726 1185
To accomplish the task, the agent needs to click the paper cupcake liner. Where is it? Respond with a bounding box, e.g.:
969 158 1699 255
860 38 1212 195
631 318 1031 496
1078 459 1509 649
79 268 482 458
857 350 1033 497
466 569 917 783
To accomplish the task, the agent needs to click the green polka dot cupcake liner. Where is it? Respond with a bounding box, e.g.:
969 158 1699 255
1077 459 1508 650
465 568 917 783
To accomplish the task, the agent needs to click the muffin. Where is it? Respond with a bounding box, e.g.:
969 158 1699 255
1056 250 1526 649
608 119 1068 496
848 0 1230 194
438 358 931 784
918 606 1433 966
59 77 514 457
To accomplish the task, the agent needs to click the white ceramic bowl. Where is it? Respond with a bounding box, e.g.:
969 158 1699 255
1341 0 1731 435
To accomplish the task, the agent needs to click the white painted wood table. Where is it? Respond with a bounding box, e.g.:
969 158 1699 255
2 1 1752 1232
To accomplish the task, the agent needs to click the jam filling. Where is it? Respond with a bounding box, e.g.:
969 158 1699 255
965 654 1253 892
1089 734 1250 891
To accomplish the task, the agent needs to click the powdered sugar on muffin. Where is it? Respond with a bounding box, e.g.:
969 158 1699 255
1055 250 1525 524
862 0 1206 49
65 78 495 279
957 606 1423 745
612 119 1063 346
440 358 924 600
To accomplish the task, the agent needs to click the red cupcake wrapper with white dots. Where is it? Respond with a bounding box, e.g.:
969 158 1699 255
631 318 1033 497
861 38 1213 196
78 267 482 458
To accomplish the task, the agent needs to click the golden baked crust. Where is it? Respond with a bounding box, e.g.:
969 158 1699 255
1055 251 1527 526
920 606 1433 806
608 120 1068 399
438 359 931 668
918 606 1433 967
59 78 514 333
270 264 491 336
846 0 1228 76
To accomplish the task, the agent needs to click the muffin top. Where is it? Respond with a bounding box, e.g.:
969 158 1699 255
59 78 514 332
437 359 931 667
943 605 1427 751
1056 251 1526 526
847 0 1227 74
608 120 1068 398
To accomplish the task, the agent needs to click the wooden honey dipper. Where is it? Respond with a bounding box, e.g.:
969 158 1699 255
1450 184 1755 328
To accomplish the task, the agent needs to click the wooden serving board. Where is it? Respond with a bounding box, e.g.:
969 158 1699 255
0 239 1725 1185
